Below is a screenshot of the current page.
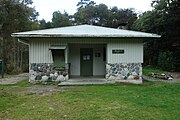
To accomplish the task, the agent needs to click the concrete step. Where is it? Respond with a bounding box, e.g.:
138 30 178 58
58 81 115 86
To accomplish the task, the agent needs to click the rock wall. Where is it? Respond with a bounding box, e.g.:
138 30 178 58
106 63 142 81
29 63 69 83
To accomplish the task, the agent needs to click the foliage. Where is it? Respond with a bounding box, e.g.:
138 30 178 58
74 4 97 25
38 0 137 29
0 81 180 119
2 0 179 74
108 7 137 29
39 19 53 29
52 11 72 27
22 64 29 72
0 0 38 74
132 0 180 71
74 1 137 29
77 0 96 10
39 0 137 29
0 0 138 74
158 51 175 71
38 11 72 29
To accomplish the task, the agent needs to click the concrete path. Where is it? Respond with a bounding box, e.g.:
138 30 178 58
59 81 115 86
0 73 29 84
58 78 115 86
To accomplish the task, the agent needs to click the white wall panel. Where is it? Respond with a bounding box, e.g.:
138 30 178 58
68 45 80 76
30 39 67 63
107 41 143 63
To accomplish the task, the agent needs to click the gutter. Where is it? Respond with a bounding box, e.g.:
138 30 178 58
18 38 29 46
11 34 161 38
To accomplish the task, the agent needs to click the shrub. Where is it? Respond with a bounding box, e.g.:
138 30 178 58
22 64 29 72
158 51 175 71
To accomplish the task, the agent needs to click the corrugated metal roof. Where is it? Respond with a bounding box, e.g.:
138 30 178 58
11 25 160 38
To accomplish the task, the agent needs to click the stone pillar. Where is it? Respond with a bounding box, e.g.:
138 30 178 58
106 63 142 84
29 63 69 83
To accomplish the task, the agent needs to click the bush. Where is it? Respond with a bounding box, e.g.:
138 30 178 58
22 64 29 72
174 50 180 71
6 64 22 75
158 51 175 71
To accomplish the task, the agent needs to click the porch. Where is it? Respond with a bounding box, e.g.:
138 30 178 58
58 76 115 86
68 43 106 78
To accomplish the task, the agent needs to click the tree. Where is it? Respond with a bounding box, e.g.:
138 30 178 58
94 4 109 26
77 0 96 10
132 0 180 71
39 19 53 29
74 1 137 28
0 0 39 73
52 11 72 27
107 8 137 29
74 0 96 24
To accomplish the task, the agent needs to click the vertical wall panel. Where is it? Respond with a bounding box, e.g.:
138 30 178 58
69 44 80 75
30 38 67 63
30 38 143 65
107 40 143 63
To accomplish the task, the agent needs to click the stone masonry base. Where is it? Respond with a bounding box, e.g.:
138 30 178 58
29 63 142 84
106 63 142 84
29 63 68 83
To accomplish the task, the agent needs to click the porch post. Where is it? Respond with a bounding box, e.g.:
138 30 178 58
65 45 69 79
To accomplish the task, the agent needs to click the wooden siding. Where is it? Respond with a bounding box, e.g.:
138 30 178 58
29 38 107 63
30 39 67 63
29 38 143 65
107 40 143 63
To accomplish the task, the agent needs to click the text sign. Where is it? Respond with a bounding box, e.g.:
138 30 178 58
112 49 124 54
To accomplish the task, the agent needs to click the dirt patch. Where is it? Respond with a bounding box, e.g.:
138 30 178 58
167 72 180 79
164 72 180 83
0 73 28 84
27 85 75 96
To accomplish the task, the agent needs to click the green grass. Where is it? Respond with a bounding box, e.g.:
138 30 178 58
0 80 180 120
143 67 165 76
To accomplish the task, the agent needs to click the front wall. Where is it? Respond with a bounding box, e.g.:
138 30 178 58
106 40 143 83
29 39 69 82
107 40 143 63
30 38 143 64
68 44 80 76
29 38 107 63
30 39 67 63
28 38 143 83
69 44 106 76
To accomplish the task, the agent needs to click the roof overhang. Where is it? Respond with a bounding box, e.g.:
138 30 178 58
11 33 161 38
11 25 161 38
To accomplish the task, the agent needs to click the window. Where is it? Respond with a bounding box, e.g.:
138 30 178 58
51 49 65 67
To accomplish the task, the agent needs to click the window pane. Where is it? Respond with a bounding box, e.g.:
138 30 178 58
51 49 65 67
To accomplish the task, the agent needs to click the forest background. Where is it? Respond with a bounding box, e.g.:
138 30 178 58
0 0 179 74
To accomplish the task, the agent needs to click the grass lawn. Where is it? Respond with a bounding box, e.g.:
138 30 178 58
0 80 180 120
